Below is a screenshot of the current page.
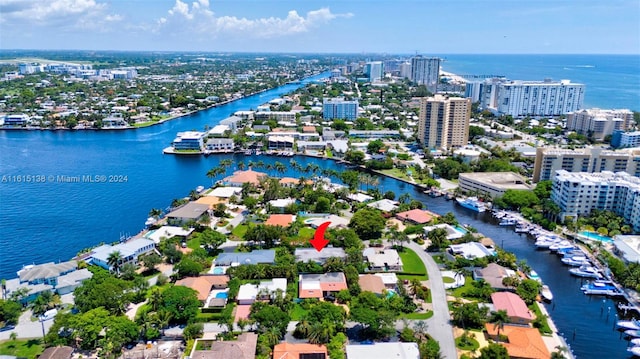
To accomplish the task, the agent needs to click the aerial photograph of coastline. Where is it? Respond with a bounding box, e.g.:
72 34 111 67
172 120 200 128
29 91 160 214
1 1 639 358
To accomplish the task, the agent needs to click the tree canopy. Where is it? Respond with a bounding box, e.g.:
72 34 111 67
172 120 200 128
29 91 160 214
349 208 386 240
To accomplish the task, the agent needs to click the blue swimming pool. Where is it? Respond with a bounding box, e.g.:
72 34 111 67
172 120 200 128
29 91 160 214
216 292 228 299
579 231 613 243
212 267 225 274
386 289 397 298
454 225 468 234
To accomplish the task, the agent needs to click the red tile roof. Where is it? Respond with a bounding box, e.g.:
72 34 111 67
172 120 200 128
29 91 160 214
273 343 328 359
485 324 550 359
265 214 294 227
224 170 267 185
491 292 534 322
395 209 438 224
176 275 229 301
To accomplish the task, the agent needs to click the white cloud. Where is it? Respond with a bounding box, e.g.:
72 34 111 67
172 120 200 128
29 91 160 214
0 0 106 22
156 0 353 38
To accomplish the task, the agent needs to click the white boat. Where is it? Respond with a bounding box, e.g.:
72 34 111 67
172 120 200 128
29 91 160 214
499 218 518 226
534 238 557 249
528 270 542 283
144 217 157 227
456 197 487 212
549 240 574 252
631 338 640 346
540 285 553 301
628 346 640 357
581 280 623 296
195 185 205 193
569 265 603 279
561 255 590 266
619 319 640 331
514 225 530 233
626 330 640 337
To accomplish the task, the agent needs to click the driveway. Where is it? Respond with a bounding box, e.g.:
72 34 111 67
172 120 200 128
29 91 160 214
0 309 53 340
406 242 457 359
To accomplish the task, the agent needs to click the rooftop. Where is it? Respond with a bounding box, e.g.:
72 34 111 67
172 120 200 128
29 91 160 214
190 332 257 359
395 209 438 224
491 292 534 321
209 187 243 198
166 202 210 219
223 169 268 185
367 199 399 212
345 342 420 359
459 172 532 191
176 275 230 301
449 242 494 259
18 260 77 282
265 214 295 227
215 250 275 266
485 324 550 359
272 343 328 359
295 247 347 263
358 274 386 294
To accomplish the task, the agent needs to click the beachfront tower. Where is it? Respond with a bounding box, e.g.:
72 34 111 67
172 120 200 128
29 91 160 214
418 95 471 150
411 56 441 94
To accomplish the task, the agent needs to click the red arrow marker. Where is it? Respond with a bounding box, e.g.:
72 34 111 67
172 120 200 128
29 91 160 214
310 221 330 252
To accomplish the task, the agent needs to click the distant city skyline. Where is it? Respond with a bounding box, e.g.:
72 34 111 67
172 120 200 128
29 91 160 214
1 0 639 54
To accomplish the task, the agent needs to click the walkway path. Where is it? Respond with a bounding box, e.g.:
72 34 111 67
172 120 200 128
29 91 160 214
406 242 457 359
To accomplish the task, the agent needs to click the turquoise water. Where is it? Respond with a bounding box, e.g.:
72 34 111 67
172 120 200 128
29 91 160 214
579 231 614 243
454 226 468 234
215 292 228 299
386 289 397 298
212 267 225 275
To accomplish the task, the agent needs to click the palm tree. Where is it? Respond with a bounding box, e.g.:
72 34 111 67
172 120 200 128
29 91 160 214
107 250 123 274
206 167 221 186
308 321 334 344
148 208 163 219
489 309 509 341
148 287 163 311
294 318 312 338
155 310 172 336
551 346 568 359
410 279 422 299
274 161 286 174
237 162 246 171
219 159 233 169
261 326 281 347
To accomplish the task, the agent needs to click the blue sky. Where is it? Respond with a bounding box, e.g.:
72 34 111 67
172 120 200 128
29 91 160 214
1 0 639 54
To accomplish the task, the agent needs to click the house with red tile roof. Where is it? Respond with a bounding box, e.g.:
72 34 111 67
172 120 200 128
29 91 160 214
485 324 550 359
176 275 229 302
272 343 328 359
491 292 535 325
265 214 295 227
298 272 348 299
358 274 385 295
223 169 267 186
395 209 438 224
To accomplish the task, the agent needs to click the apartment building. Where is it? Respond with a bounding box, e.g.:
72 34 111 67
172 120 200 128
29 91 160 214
533 147 640 182
480 79 585 117
365 61 383 82
418 95 471 150
410 56 440 94
458 172 532 199
322 98 359 120
612 131 640 149
566 108 634 141
551 170 640 232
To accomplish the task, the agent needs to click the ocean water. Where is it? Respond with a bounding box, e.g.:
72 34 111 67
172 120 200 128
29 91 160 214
0 55 638 358
440 54 640 110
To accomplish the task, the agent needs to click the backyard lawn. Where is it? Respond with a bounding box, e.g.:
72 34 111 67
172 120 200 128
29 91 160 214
0 339 43 359
398 248 428 281
399 311 434 320
231 224 248 239
289 303 309 321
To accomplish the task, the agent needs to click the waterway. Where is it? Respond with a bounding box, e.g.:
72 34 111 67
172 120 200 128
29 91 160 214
0 72 633 358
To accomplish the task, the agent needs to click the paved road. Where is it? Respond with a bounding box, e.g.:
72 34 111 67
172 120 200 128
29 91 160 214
0 309 54 340
406 242 457 359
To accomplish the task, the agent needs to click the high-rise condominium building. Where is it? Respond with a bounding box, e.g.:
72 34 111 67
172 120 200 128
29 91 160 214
418 95 471 150
533 147 640 182
551 170 640 232
365 61 383 82
612 131 640 149
480 79 585 117
322 98 359 120
410 57 440 94
566 108 634 141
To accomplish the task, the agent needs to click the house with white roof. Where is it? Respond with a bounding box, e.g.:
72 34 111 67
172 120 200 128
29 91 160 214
446 242 495 261
88 238 156 270
209 187 243 198
346 192 374 203
5 261 93 303
237 278 287 305
345 342 419 359
363 248 403 271
367 199 399 212
268 198 297 213
295 247 347 264
145 226 194 244
423 223 465 241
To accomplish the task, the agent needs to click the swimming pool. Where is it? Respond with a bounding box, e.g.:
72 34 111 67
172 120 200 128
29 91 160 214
215 292 228 299
454 226 468 234
579 231 613 243
386 289 397 298
212 267 225 275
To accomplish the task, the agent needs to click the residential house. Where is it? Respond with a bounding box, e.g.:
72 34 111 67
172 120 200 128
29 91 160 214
268 198 297 213
375 272 398 290
190 332 258 359
298 272 348 299
209 187 243 199
223 170 268 187
88 238 156 271
473 263 517 291
5 261 93 303
491 292 535 325
166 202 210 225
367 199 399 212
304 215 350 229
484 324 550 359
279 177 313 188
237 278 287 305
358 274 386 295
176 275 230 303
265 214 295 227
268 136 294 150
145 226 194 244
395 209 438 224
215 250 276 266
272 343 328 359
326 140 349 158
206 138 234 152
294 248 347 264
446 242 495 261
345 342 420 359
363 248 403 271
423 224 464 241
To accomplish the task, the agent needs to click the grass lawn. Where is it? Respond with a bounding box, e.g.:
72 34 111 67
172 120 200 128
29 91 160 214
297 227 315 240
381 168 412 181
399 311 434 320
442 276 455 284
0 339 44 359
432 254 445 264
449 276 475 298
530 302 553 334
187 237 201 250
397 248 428 281
289 303 309 321
455 333 480 350
231 224 248 239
